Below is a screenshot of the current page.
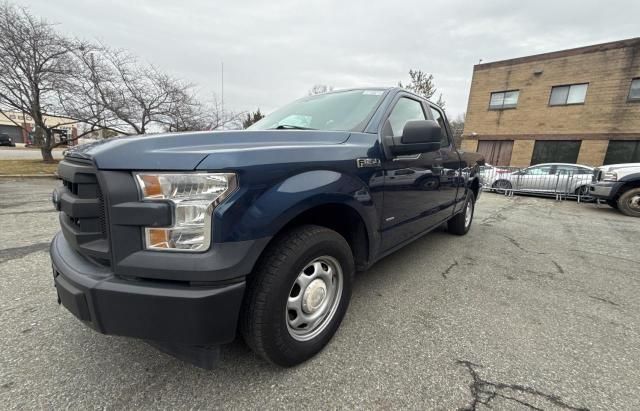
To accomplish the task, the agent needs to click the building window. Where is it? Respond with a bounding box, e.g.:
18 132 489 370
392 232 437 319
489 90 519 110
549 83 588 106
629 78 640 101
531 140 582 165
604 141 640 164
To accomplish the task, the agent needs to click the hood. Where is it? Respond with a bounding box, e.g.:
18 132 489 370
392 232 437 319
596 163 640 172
65 130 351 170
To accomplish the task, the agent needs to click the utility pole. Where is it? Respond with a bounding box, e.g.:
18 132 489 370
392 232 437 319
221 60 224 116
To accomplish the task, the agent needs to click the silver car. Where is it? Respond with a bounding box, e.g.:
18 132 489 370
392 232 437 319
490 163 594 198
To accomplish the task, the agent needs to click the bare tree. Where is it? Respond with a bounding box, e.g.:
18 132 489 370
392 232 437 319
0 3 84 162
399 69 446 108
308 84 334 95
450 112 465 148
69 46 200 135
242 109 264 129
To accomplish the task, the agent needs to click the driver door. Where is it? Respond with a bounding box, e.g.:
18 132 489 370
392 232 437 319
379 95 456 251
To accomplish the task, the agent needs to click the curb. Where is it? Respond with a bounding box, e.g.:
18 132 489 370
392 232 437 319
0 174 59 179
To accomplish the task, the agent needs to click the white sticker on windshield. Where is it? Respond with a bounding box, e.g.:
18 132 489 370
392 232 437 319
363 90 383 95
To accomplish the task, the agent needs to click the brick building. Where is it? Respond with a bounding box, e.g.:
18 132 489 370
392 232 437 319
461 38 640 167
0 111 78 146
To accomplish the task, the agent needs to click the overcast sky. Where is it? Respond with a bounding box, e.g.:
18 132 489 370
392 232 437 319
21 0 640 118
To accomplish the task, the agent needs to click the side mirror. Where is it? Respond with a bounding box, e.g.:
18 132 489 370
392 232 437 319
390 120 441 156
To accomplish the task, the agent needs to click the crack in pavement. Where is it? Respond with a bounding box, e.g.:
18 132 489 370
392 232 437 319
456 360 589 411
569 249 640 265
588 295 620 307
502 234 547 255
441 259 458 279
0 242 50 264
552 260 565 274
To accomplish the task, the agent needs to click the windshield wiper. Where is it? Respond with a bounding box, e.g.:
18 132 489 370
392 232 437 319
270 124 316 130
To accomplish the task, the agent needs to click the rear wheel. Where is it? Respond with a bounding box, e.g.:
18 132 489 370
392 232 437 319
240 225 354 366
617 188 640 217
448 191 475 235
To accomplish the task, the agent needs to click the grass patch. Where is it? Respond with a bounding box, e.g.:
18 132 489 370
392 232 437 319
0 160 59 175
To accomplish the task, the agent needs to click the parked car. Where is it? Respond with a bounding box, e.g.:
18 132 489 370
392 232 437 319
49 87 484 367
490 163 594 198
0 133 16 147
590 163 640 217
478 163 510 187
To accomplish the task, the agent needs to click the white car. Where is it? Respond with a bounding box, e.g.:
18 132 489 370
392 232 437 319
490 163 594 198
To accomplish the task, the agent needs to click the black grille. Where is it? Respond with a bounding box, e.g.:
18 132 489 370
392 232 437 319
57 158 110 263
97 186 107 237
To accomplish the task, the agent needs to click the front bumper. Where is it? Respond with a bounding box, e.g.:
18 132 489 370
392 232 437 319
50 232 245 346
589 181 623 200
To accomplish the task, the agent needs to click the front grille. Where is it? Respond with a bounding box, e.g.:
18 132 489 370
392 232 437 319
57 158 110 263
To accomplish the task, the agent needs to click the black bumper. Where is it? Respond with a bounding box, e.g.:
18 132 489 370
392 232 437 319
50 232 246 346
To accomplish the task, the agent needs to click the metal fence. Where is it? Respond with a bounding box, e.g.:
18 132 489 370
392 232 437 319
479 166 594 202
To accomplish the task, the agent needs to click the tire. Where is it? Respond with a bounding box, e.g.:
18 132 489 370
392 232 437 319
617 187 640 218
448 191 476 235
492 180 512 193
240 225 354 366
606 199 618 209
574 185 595 202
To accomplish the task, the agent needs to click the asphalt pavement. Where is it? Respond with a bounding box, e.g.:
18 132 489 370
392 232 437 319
0 180 638 409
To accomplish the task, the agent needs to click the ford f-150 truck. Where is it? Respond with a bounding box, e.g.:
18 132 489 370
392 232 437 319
590 162 640 217
50 87 484 367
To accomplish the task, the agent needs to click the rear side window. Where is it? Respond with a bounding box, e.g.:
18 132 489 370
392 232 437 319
385 98 426 137
525 166 553 175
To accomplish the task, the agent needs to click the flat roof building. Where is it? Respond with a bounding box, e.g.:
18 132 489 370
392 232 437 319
461 38 640 167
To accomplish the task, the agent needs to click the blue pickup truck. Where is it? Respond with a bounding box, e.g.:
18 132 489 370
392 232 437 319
50 87 484 367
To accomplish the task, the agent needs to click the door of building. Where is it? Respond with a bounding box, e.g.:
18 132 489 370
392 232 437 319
476 140 513 166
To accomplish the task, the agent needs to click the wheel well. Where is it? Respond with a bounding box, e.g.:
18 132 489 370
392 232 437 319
615 180 640 200
276 204 370 270
470 177 480 199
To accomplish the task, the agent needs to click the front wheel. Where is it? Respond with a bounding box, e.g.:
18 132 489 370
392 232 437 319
492 180 512 193
617 188 640 217
574 185 595 202
448 191 475 235
240 225 354 366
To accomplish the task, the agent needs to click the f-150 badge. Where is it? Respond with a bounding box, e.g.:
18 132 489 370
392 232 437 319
356 158 381 168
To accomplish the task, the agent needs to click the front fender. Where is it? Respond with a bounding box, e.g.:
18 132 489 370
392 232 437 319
215 170 379 245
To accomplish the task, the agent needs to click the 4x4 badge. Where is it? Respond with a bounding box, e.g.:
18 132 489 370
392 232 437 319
356 158 381 168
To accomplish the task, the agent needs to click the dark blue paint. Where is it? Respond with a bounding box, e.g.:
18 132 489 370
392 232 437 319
65 87 483 267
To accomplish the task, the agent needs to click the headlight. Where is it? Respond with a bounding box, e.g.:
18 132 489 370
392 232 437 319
134 172 237 251
603 171 618 182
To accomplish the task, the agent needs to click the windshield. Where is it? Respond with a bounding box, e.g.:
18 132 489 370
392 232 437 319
248 89 386 132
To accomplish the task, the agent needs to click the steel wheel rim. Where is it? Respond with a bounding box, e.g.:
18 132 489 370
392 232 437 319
629 194 640 212
465 200 473 228
286 255 343 341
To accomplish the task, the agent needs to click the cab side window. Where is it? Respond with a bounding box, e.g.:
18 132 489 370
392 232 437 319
429 106 451 147
383 97 426 138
